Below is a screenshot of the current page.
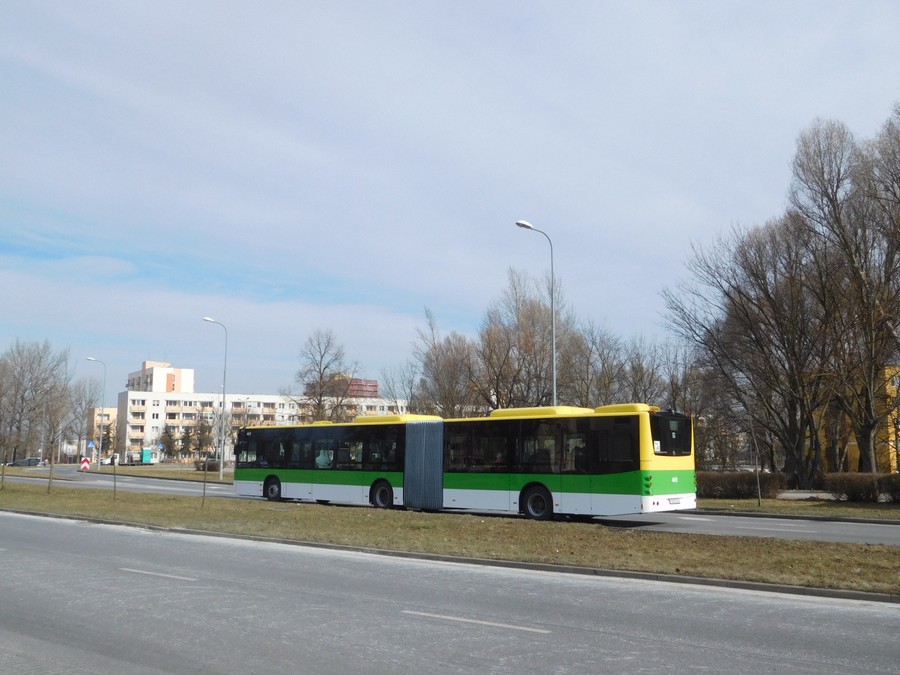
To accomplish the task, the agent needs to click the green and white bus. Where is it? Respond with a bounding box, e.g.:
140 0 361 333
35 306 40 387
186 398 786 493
233 403 696 519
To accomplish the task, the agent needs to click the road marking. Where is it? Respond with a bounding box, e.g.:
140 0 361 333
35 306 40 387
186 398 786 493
402 610 551 634
734 526 816 533
679 516 713 521
120 568 198 581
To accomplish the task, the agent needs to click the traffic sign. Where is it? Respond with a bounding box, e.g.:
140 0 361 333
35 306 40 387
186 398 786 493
80 458 91 471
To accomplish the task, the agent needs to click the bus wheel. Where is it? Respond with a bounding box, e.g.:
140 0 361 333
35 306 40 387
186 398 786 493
522 486 553 520
371 481 394 509
264 478 282 502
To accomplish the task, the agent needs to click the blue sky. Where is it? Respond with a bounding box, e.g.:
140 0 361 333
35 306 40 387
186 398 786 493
2 1 899 397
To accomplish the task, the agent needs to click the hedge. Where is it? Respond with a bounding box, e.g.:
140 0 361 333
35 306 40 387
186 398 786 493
822 473 900 503
696 471 786 499
698 471 900 502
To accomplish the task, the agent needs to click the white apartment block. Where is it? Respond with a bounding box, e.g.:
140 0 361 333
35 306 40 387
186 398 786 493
114 361 408 461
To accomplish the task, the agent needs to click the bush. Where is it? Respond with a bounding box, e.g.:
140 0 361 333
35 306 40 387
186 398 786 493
194 459 221 472
822 473 881 502
696 471 786 499
877 473 900 503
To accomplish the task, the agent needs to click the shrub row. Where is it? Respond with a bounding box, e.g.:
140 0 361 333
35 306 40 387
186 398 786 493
194 459 221 472
696 471 786 499
820 473 900 503
698 471 900 502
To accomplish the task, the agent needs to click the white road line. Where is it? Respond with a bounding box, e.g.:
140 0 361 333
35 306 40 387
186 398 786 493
734 526 817 533
402 610 551 634
120 568 198 581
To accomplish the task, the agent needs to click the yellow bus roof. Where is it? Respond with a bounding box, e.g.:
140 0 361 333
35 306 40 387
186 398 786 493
593 403 660 414
488 406 595 419
242 405 664 432
351 413 442 424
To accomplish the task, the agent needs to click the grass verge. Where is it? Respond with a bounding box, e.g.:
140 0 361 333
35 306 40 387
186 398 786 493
1 482 898 596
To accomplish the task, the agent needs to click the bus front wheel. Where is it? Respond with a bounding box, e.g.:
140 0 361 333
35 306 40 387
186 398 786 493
264 478 282 502
371 481 394 509
522 486 553 520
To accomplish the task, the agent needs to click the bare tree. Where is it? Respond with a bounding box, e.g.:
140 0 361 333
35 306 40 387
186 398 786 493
621 337 666 405
380 360 423 414
792 117 900 472
558 320 623 408
665 215 837 487
0 340 70 463
292 328 358 422
69 377 101 464
468 269 576 409
414 309 477 417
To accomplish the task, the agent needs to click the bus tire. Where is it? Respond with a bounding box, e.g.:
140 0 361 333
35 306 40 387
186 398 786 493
371 481 394 509
522 486 553 520
264 478 282 502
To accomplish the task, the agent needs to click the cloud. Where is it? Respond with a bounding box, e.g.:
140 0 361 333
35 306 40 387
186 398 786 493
2 0 899 394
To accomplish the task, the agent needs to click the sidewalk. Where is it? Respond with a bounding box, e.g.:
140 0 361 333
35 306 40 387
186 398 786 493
777 490 837 501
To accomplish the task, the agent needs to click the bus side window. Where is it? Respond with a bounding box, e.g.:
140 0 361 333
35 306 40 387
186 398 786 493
299 440 315 469
444 431 470 472
314 439 333 469
237 438 257 467
363 440 380 470
335 442 352 468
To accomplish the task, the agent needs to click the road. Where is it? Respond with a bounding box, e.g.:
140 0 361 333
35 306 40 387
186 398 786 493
6 466 900 546
1 511 897 674
599 511 900 546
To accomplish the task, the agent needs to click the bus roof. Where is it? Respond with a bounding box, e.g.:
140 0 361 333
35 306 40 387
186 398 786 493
488 406 595 419
241 404 664 433
351 413 442 424
593 403 660 414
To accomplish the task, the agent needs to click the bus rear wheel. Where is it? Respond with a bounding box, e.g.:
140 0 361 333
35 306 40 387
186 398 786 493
371 481 394 509
264 478 282 502
522 486 553 520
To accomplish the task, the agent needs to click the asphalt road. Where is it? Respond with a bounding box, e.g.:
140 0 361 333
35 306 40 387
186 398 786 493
598 511 900 546
1 511 898 674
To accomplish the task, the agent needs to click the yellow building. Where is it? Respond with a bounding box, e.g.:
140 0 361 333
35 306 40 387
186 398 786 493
819 366 899 474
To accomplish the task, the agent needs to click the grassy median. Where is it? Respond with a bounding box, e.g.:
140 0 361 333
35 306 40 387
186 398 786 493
1 479 898 597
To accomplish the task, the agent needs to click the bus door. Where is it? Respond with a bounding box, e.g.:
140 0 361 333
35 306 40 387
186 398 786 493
311 427 366 504
270 433 313 501
585 417 640 515
311 435 337 501
559 425 592 515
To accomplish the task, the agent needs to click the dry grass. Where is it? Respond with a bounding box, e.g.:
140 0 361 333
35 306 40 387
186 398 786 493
1 481 898 596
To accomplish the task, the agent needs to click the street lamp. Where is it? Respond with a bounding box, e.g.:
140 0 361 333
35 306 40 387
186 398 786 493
203 316 228 480
515 220 557 406
86 357 106 469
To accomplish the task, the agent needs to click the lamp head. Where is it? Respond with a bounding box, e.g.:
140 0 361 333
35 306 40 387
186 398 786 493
515 220 534 230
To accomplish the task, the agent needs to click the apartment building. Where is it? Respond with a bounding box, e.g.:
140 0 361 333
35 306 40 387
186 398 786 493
113 361 407 462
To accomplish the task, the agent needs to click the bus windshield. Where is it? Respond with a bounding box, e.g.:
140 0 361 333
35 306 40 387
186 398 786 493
651 412 692 456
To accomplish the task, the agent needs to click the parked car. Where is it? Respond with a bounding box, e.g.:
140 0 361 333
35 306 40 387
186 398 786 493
6 457 42 467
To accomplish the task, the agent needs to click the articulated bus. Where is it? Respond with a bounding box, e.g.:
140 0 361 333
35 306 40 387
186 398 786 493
233 403 696 519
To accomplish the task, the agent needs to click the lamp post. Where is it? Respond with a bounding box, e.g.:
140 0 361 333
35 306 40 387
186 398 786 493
203 317 228 480
515 220 557 406
86 357 106 470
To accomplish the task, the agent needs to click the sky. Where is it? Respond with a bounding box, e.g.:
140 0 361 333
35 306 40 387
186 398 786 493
2 1 899 400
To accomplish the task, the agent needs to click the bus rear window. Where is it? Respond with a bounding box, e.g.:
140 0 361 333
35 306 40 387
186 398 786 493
651 413 692 456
